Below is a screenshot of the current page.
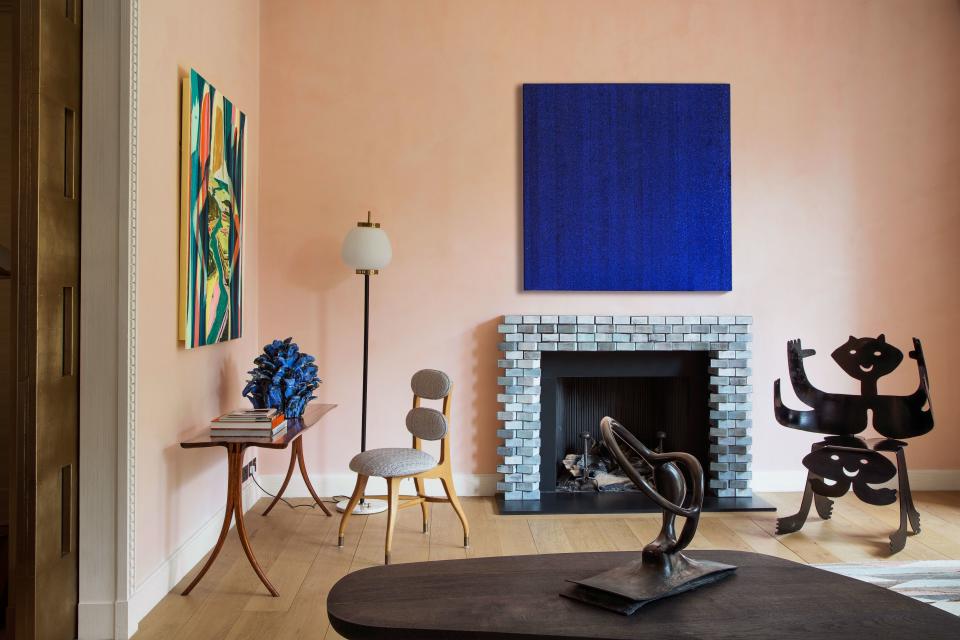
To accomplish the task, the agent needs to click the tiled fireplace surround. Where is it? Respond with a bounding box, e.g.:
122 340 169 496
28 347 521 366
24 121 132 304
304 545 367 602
497 314 753 501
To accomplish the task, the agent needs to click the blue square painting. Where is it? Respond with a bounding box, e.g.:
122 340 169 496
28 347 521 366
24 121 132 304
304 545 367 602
522 83 731 291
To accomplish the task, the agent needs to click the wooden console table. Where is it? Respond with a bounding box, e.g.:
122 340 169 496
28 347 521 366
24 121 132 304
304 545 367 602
328 550 960 639
180 403 337 596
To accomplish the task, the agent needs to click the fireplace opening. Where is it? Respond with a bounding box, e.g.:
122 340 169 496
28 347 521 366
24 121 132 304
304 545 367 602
540 351 710 495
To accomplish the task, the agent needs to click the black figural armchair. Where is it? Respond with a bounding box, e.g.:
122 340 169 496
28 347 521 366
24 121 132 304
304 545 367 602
773 335 933 553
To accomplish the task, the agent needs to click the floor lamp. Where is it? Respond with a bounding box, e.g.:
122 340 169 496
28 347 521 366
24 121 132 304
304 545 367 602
337 211 392 515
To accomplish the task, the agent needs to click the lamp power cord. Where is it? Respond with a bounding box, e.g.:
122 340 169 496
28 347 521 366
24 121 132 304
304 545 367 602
250 473 348 510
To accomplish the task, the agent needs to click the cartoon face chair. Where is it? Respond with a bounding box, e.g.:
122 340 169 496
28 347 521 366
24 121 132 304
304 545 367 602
338 369 469 564
773 335 933 553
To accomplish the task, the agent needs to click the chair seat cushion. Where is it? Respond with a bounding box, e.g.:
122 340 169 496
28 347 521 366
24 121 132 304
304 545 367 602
349 448 438 478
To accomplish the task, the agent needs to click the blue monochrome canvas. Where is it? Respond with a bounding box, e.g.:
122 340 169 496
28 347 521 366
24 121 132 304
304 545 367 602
522 83 731 291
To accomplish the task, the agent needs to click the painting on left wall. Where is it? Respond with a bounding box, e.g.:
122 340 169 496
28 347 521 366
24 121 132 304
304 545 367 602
179 68 246 348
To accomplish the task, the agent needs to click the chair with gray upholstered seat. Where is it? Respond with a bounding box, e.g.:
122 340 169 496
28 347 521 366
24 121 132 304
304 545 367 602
338 369 470 564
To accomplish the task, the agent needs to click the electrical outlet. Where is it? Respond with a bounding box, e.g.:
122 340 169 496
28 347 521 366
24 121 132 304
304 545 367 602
241 458 258 484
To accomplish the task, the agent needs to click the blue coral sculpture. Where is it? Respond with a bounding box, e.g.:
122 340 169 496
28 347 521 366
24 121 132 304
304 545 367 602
242 337 321 418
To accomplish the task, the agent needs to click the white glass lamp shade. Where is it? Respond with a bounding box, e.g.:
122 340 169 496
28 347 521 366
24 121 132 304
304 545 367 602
341 225 393 271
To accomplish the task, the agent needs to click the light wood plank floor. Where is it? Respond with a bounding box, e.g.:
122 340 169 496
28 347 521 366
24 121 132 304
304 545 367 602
133 491 960 640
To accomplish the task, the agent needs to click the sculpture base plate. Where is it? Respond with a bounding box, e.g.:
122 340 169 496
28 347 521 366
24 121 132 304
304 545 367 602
561 554 736 615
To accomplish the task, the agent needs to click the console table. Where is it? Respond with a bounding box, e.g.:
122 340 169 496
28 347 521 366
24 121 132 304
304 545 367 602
328 550 960 639
180 403 337 596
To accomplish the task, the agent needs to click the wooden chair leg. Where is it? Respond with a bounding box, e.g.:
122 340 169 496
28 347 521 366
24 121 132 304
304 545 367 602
414 477 430 533
440 474 470 548
338 474 368 547
385 477 400 564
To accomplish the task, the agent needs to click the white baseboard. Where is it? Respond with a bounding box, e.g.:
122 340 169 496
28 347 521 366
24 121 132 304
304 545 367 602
909 469 960 490
126 480 263 638
753 469 960 492
752 470 809 492
77 600 119 640
253 472 499 500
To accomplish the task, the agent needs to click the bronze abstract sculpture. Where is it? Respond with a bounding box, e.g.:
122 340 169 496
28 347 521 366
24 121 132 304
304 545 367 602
562 417 736 614
774 335 933 553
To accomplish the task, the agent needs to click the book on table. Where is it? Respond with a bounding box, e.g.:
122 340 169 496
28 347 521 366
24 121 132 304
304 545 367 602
210 423 288 438
212 408 281 423
210 408 287 437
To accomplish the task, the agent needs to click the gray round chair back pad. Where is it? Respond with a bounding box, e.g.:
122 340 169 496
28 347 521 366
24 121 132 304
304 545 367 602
411 369 452 400
406 406 448 440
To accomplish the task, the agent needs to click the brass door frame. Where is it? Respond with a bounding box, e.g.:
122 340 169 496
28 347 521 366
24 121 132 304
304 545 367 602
11 0 41 632
12 0 83 637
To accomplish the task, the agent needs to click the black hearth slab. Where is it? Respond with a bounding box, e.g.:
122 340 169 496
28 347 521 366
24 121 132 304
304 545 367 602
495 492 776 515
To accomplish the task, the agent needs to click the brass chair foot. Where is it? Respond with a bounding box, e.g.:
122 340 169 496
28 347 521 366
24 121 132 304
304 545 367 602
423 523 429 534
338 535 344 547
464 535 470 548
385 552 391 565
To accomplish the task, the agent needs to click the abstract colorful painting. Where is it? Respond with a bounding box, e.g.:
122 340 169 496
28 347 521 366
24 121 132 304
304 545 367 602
179 69 246 348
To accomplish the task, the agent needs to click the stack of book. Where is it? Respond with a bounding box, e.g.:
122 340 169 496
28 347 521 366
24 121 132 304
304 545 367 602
210 408 287 437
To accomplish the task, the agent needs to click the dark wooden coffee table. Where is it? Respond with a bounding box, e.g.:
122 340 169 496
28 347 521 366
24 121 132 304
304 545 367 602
327 550 960 639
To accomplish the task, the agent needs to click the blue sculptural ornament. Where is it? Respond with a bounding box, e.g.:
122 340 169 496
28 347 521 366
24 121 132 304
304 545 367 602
243 337 321 418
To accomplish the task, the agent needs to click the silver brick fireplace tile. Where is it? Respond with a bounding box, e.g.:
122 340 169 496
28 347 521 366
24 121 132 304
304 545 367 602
497 314 753 500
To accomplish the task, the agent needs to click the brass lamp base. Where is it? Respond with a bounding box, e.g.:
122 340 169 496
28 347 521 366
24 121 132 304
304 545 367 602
335 498 387 515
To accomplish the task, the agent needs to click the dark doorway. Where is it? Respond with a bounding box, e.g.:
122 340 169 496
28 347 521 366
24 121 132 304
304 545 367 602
2 1 16 635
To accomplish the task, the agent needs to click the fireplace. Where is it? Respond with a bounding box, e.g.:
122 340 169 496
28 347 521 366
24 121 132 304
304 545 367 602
541 351 709 494
495 314 772 514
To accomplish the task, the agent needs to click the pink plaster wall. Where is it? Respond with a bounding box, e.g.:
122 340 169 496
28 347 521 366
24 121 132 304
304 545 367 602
256 0 960 483
136 0 261 585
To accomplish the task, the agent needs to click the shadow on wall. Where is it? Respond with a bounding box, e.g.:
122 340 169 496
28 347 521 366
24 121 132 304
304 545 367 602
515 85 523 293
218 354 242 409
470 318 501 472
161 353 240 579
175 65 188 348
290 219 351 360
162 439 220 583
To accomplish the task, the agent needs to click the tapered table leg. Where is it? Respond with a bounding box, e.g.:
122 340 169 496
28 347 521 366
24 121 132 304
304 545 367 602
261 438 332 516
183 445 279 596
262 443 298 516
234 478 280 595
296 439 333 516
181 449 237 595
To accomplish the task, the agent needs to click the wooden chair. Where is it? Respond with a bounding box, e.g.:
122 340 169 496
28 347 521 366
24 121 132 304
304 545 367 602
338 369 470 564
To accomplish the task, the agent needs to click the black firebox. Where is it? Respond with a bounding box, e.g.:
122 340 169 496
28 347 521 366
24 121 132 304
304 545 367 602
540 350 709 495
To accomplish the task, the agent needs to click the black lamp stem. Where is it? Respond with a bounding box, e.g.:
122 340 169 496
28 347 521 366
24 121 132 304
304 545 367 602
358 272 370 507
361 272 370 454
